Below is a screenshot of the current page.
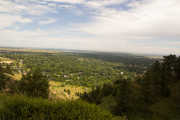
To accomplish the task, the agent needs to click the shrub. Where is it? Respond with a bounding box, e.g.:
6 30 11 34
0 94 113 120
18 68 49 98
0 64 11 91
0 73 6 90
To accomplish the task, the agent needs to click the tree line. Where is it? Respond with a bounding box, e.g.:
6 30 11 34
80 55 180 120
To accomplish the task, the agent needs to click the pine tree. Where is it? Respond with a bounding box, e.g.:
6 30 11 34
113 79 132 116
18 68 49 98
0 64 6 90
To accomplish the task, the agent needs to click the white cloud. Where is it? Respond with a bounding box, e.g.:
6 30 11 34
0 14 32 29
0 0 179 54
0 0 23 13
0 0 57 16
0 28 179 55
39 18 56 25
85 0 126 8
58 4 74 9
27 4 57 16
79 0 180 37
44 0 84 4
68 0 180 54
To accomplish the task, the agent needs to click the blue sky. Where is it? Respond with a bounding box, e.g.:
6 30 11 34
0 0 180 55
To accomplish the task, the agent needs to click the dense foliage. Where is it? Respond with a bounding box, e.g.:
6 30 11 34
0 52 142 87
0 64 7 90
81 55 180 120
0 64 13 91
18 68 49 98
0 63 115 120
1 49 179 120
0 94 114 120
77 52 154 73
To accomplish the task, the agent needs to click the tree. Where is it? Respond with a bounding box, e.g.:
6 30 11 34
113 79 132 116
0 65 6 90
0 64 12 91
18 68 49 98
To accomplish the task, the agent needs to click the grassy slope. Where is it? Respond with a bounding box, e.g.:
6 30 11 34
49 81 90 100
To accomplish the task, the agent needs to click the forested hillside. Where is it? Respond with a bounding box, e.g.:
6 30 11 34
81 55 180 120
0 51 144 87
0 49 179 120
0 57 115 120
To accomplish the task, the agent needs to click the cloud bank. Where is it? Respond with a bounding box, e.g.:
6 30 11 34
0 0 179 55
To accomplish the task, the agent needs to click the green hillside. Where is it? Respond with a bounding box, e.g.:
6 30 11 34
0 49 179 120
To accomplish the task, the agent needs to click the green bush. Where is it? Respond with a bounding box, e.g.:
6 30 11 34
0 73 6 90
0 94 113 120
0 64 8 90
18 69 49 98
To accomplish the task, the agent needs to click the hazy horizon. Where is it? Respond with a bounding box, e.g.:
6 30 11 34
0 0 179 55
0 46 176 56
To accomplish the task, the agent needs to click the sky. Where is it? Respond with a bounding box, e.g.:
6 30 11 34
0 0 180 55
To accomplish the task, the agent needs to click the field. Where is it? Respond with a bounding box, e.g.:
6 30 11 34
49 81 90 100
0 57 14 64
0 47 60 54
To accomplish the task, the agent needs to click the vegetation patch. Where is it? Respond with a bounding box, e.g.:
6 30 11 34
49 81 90 100
0 94 114 120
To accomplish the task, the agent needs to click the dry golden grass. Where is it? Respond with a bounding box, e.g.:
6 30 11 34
49 81 90 100
11 73 22 81
4 72 22 81
0 48 60 54
8 75 89 101
0 57 22 80
0 57 14 64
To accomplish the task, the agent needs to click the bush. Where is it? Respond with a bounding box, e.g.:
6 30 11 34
0 73 6 90
0 64 11 91
0 94 113 120
18 68 49 98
